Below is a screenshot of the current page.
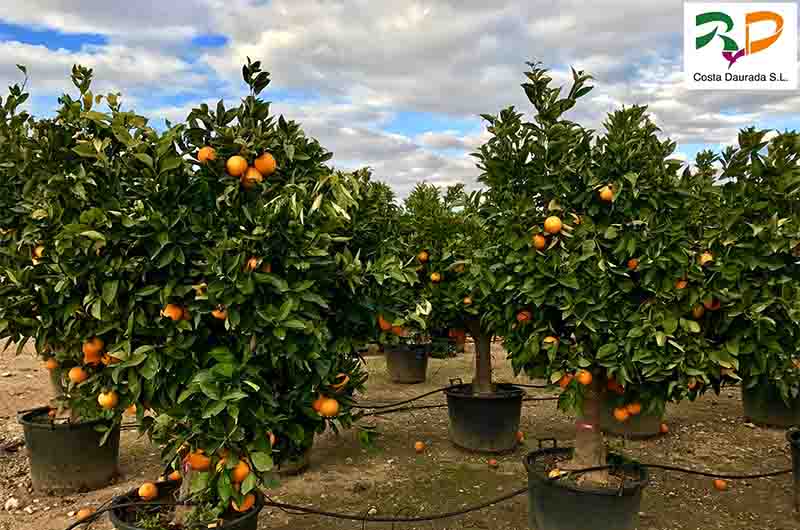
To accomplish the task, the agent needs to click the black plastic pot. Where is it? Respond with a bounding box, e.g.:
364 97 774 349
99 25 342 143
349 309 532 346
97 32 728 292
18 406 120 494
445 383 523 453
109 481 264 530
525 444 648 530
599 398 663 439
788 428 800 517
742 382 800 427
385 344 430 383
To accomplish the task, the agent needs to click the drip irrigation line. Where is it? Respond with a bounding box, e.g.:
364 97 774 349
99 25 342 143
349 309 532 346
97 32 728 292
641 463 793 479
351 386 452 409
363 395 559 417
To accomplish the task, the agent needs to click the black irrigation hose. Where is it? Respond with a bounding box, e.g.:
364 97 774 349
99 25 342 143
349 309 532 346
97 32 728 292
641 463 793 480
363 395 560 417
352 385 452 409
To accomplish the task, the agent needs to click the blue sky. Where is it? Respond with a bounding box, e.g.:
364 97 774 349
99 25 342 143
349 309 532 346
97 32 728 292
0 1 798 196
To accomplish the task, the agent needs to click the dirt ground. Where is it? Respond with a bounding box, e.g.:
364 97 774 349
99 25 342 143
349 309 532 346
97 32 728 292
0 343 797 530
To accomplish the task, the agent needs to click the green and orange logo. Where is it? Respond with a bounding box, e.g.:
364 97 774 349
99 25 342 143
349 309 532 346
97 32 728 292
696 10 784 68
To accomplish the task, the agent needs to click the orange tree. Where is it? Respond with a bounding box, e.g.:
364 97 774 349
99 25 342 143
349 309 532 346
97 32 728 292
0 65 158 428
116 59 411 523
694 129 800 412
476 63 718 478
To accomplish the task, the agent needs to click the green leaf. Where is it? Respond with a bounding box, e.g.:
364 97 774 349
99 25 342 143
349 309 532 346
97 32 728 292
240 471 257 495
190 471 209 494
202 400 226 418
134 153 154 170
102 280 119 306
596 343 618 359
283 319 305 330
557 276 579 289
604 226 618 239
250 451 273 472
80 230 106 242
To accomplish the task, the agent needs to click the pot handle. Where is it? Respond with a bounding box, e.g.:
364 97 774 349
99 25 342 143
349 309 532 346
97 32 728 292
449 377 463 387
536 437 558 449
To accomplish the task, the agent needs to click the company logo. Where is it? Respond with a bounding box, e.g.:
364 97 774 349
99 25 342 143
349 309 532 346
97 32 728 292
695 10 784 68
684 3 797 91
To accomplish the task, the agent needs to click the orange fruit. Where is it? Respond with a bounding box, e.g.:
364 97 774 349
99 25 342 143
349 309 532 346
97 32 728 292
599 185 614 202
161 304 184 321
417 250 429 263
244 256 259 272
516 430 524 442
83 350 102 366
430 272 442 283
391 325 405 336
231 493 256 512
197 146 216 163
268 432 277 447
544 216 562 235
675 279 688 290
627 258 639 271
82 337 104 357
454 264 465 273
168 470 181 481
488 458 499 468
659 423 669 434
463 296 473 306
138 482 159 501
543 336 558 345
97 391 119 410
414 441 426 453
691 305 705 320
532 234 547 250
187 452 211 471
44 358 58 371
241 166 264 189
613 407 630 422
125 404 137 416
516 310 532 322
703 298 721 311
76 508 95 521
699 251 714 267
319 398 340 418
712 479 728 491
558 373 574 389
261 263 272 274
231 460 250 483
312 395 326 411
607 378 625 395
226 155 248 177
181 307 191 321
68 366 88 384
211 306 228 320
576 370 593 386
253 153 277 176
626 402 642 416
32 245 45 259
377 314 392 331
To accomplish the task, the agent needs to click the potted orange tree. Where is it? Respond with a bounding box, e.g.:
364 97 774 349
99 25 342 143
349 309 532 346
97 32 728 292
480 63 718 529
692 129 800 427
99 59 406 529
2 65 156 494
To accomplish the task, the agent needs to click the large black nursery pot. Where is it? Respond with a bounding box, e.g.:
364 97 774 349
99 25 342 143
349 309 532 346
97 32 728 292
385 343 430 383
445 382 523 453
110 481 265 530
18 406 120 494
524 441 648 530
741 381 800 427
788 428 800 518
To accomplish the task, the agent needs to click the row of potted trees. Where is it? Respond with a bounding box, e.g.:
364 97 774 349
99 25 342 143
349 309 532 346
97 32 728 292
1 59 798 530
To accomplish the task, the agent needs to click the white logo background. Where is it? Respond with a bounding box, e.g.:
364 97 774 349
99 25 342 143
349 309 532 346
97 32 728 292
684 2 797 90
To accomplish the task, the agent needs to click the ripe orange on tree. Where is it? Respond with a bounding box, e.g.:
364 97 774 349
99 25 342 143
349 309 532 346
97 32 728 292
463 296 473 306
82 337 104 357
168 470 181 481
516 310 532 322
627 258 639 271
703 298 721 311
516 430 524 442
319 397 340 418
241 166 264 189
211 306 228 320
68 366 88 384
231 460 250 483
226 155 248 177
417 250 429 263
187 451 211 471
430 272 442 283
576 370 593 386
613 407 630 422
391 325 405 336
625 402 642 416
675 279 688 290
231 493 256 512
599 184 614 202
197 146 216 163
244 256 259 272
97 391 119 410
698 251 714 266
544 216 562 234
44 358 58 371
691 305 705 320
138 482 159 501
161 304 184 321
377 314 392 331
532 233 547 250
312 395 326 411
253 152 276 176
659 423 669 434
558 373 574 389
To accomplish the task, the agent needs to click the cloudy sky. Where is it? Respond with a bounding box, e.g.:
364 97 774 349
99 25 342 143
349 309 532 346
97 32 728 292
1 0 798 197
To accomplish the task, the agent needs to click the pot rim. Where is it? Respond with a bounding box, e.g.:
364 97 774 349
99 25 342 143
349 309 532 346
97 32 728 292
17 406 113 432
109 482 264 530
444 382 525 400
524 447 648 497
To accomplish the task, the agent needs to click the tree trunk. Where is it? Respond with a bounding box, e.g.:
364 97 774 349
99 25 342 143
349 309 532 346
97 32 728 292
566 374 608 485
466 318 492 394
